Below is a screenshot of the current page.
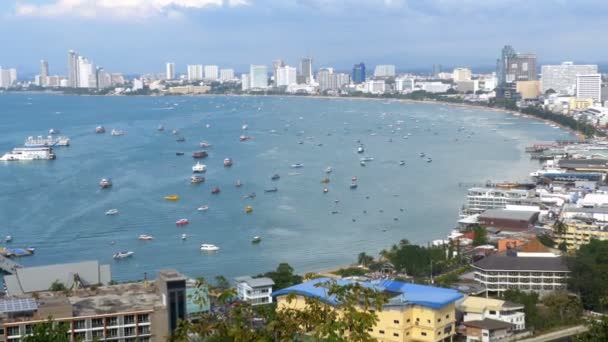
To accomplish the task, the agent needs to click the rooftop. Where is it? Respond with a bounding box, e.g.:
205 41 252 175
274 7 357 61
464 318 513 331
459 296 523 314
473 255 569 272
234 276 275 288
479 209 538 221
518 239 550 254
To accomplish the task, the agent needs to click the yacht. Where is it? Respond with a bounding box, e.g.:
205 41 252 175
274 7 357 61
176 218 189 226
110 129 124 136
5 235 12 243
1 147 56 161
251 236 261 244
240 135 251 141
323 188 329 193
95 126 106 134
325 166 333 174
99 178 113 189
357 146 364 153
191 175 205 184
113 251 134 259
105 209 119 215
200 244 220 251
138 234 154 240
235 180 242 187
199 141 212 148
198 205 209 211
192 162 207 173
224 158 233 167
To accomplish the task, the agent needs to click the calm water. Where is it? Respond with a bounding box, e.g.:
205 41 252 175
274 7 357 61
0 94 573 281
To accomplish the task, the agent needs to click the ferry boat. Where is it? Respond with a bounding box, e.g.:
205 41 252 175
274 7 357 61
113 251 134 259
105 209 119 215
110 129 124 136
192 151 208 159
138 234 154 240
95 126 106 134
192 162 207 173
25 135 70 147
224 158 233 167
200 244 220 251
191 175 205 184
176 218 189 226
0 147 56 161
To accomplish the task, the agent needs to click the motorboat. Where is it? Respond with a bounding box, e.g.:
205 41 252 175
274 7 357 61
191 175 205 184
165 195 180 201
105 209 119 215
360 161 366 167
245 206 253 213
113 251 134 259
211 187 221 194
251 236 261 244
224 158 233 167
192 151 208 159
242 124 248 130
176 218 189 226
172 129 179 135
264 187 278 193
350 183 358 189
99 178 113 189
157 125 164 131
325 166 333 174
357 146 364 153
200 244 220 251
244 192 256 199
110 129 124 136
138 234 154 240
290 163 304 168
26 247 35 253
360 157 374 162
240 135 251 141
192 162 207 173
320 178 330 184
181 233 188 240
351 176 357 181
323 188 329 193
48 128 59 135
419 152 425 157
271 174 280 181
199 141 212 148
427 158 432 163
198 205 209 212
176 137 186 142
176 152 185 156
235 180 242 187
95 126 105 134
399 160 405 166
5 235 12 243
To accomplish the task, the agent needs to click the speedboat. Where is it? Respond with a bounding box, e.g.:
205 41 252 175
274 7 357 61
49 128 59 135
427 158 432 163
325 166 333 174
192 162 207 173
244 192 256 199
245 205 253 213
5 235 12 243
176 152 185 156
198 205 209 211
172 129 179 135
192 151 208 159
290 163 304 168
357 146 364 153
320 178 330 183
399 160 405 166
176 137 185 142
360 161 366 167
165 195 180 201
181 233 187 240
242 124 248 130
199 141 212 148
271 174 280 181
224 158 233 167
419 152 425 157
105 209 119 215
211 187 221 194
251 236 261 244
264 187 278 193
176 218 189 226
95 126 105 134
157 125 165 131
235 180 242 187
323 188 329 193
113 251 134 259
350 183 358 189
239 135 251 141
99 178 113 189
191 175 205 184
110 129 123 136
138 234 154 240
200 244 220 251
360 157 374 162
351 176 357 181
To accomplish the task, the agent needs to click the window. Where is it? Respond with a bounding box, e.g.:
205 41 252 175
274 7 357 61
421 332 427 336
107 328 119 338
407 319 411 323
124 327 135 336
437 318 441 322
367 328 373 332
138 326 150 335
393 320 399 324
106 316 118 326
24 325 33 335
393 333 399 337
489 310 496 315
427 319 431 324
7 326 19 336
74 332 86 340
438 331 441 335
124 315 135 325
138 314 150 323
73 320 86 330
92 330 104 338
406 332 410 336
379 330 385 334
92 318 104 328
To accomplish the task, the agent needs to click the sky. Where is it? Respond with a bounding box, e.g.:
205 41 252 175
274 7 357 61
1 0 607 75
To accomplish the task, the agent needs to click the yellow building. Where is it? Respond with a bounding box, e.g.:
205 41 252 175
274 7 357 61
569 98 594 111
554 220 608 250
515 80 541 99
452 68 472 82
273 278 463 342
168 85 210 95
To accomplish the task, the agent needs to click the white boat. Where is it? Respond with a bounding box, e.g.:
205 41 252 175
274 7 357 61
0 147 56 161
24 135 70 147
357 146 364 153
325 166 333 174
48 129 60 135
224 158 233 167
291 163 304 168
113 251 134 259
5 235 12 243
399 160 405 166
192 162 207 173
95 126 105 134
242 124 248 130
138 234 154 241
99 178 113 188
360 161 366 166
530 168 566 178
105 209 119 215
360 157 374 162
198 205 209 211
110 129 124 136
181 233 188 240
200 243 220 251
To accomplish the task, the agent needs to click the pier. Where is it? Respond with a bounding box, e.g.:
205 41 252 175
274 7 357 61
0 255 22 274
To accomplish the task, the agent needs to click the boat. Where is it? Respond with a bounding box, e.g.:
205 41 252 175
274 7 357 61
24 135 70 147
351 176 357 181
48 128 60 135
419 152 425 157
350 183 358 189
165 195 180 201
211 187 221 194
0 147 56 161
176 137 185 142
191 175 205 184
245 206 253 213
113 251 134 259
176 152 185 156
157 125 165 131
357 146 364 153
192 151 208 159
360 157 374 162
105 209 119 215
110 129 124 136
199 141 212 148
200 244 220 251
290 163 304 168
198 205 209 211
26 247 35 253
172 129 179 135
5 235 12 243
239 135 251 141
244 192 256 199
95 126 106 134
99 178 113 189
181 233 187 240
176 218 189 226
235 180 242 187
224 158 233 167
271 174 280 181
264 187 278 193
192 162 207 173
251 236 261 243
323 188 329 193
320 178 330 183
325 166 333 174
242 124 248 130
138 234 154 240
360 161 366 166
399 160 405 166
427 158 432 163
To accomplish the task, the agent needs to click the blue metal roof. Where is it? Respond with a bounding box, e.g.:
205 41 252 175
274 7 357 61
0 298 38 313
272 278 463 310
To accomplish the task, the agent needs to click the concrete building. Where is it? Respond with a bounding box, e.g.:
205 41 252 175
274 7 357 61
40 60 49 87
204 65 219 81
506 53 537 83
453 68 472 82
464 319 514 342
374 65 396 78
165 62 175 80
317 68 334 91
457 80 479 94
299 57 314 84
365 79 386 94
272 59 285 84
0 68 17 88
478 209 539 232
352 62 366 84
419 82 451 93
234 276 274 306
187 65 203 81
275 65 297 87
249 65 268 89
168 85 210 95
68 50 79 88
219 69 235 81
516 80 541 99
463 187 537 216
432 64 442 78
395 77 415 93
77 56 95 88
241 74 250 91
497 45 516 86
459 296 525 331
274 278 463 342
576 74 602 102
541 62 598 95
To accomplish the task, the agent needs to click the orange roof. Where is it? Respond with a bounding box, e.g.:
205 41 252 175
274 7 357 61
518 238 550 253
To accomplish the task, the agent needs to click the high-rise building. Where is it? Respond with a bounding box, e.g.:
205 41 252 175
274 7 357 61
276 65 297 87
452 68 472 82
40 60 49 87
166 62 176 80
317 68 333 91
497 45 516 86
68 50 79 88
576 74 602 102
506 53 537 83
77 56 95 88
0 68 11 88
541 62 598 95
249 65 268 89
373 65 396 78
299 57 313 84
219 69 235 81
272 59 285 85
396 77 415 92
204 65 219 80
241 74 250 91
432 64 442 78
352 63 366 84
187 65 203 81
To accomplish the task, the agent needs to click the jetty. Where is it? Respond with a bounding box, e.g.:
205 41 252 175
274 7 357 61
0 255 22 274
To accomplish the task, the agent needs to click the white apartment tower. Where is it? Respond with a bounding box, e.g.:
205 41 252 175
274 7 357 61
77 56 95 88
276 66 297 87
249 65 268 89
204 65 219 81
541 62 598 95
241 74 250 91
576 74 602 102
219 69 235 81
374 65 396 78
68 50 79 88
165 62 176 80
40 60 49 87
187 65 203 81
453 68 472 82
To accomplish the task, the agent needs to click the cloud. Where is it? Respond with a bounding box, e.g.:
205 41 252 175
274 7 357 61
14 0 250 18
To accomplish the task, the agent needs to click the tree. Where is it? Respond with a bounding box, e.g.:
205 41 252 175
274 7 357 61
537 234 556 248
259 263 303 290
470 224 488 246
553 220 567 234
541 291 583 326
357 252 374 267
214 275 230 290
576 316 608 341
567 240 608 312
49 280 67 292
22 319 71 342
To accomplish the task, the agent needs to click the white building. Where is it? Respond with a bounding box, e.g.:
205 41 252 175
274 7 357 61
576 74 602 102
373 65 396 78
132 78 144 91
419 81 451 93
77 57 95 88
541 62 598 95
165 62 176 80
453 68 472 82
249 65 268 89
395 77 414 92
241 74 250 91
219 69 235 81
459 296 526 331
187 65 203 81
234 276 274 306
276 65 297 87
0 67 17 88
464 187 536 215
204 65 219 81
365 79 386 94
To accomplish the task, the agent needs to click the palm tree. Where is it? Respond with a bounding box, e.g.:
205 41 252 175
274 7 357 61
553 220 567 235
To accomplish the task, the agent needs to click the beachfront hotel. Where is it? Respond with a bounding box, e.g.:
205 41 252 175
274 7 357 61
273 278 463 342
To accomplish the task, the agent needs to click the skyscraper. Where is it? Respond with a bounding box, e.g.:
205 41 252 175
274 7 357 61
272 59 285 85
497 45 516 86
166 62 176 80
299 57 313 84
204 65 219 80
576 74 602 102
432 64 442 78
276 66 297 87
77 56 95 88
187 65 203 81
40 60 49 87
67 50 79 88
506 53 537 83
373 65 396 78
541 62 598 95
452 68 472 82
352 63 366 84
249 65 268 89
219 69 235 81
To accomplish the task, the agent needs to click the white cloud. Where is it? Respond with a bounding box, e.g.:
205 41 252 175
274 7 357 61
14 0 250 18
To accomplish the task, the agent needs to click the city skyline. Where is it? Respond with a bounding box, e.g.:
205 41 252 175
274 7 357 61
1 0 608 74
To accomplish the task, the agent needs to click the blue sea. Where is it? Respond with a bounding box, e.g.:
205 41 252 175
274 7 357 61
0 94 573 281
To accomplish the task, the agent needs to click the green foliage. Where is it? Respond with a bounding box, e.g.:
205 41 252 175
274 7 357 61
332 267 367 277
258 263 303 290
357 252 374 267
379 239 450 277
49 280 67 292
470 224 488 246
567 240 608 312
504 289 540 329
22 319 71 342
576 316 608 341
537 234 556 248
504 290 583 332
214 275 230 290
